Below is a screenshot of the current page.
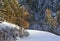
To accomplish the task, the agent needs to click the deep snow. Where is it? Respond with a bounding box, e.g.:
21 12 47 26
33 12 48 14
16 30 60 41
0 21 60 41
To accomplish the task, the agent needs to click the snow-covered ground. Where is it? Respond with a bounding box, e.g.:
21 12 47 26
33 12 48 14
0 21 60 41
16 30 60 41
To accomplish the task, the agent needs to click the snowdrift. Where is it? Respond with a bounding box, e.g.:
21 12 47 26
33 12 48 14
0 21 60 41
16 30 60 41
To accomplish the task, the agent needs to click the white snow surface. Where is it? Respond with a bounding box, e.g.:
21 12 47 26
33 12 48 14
16 30 60 41
0 21 60 41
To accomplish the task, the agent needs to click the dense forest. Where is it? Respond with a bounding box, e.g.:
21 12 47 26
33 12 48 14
0 0 60 35
18 0 60 35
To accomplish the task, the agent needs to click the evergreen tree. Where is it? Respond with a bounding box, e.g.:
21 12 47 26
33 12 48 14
0 0 30 29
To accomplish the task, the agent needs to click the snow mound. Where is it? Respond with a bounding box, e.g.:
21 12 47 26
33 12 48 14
16 30 60 41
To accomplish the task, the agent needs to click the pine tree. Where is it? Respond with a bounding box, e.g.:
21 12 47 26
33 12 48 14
0 0 30 29
45 8 58 29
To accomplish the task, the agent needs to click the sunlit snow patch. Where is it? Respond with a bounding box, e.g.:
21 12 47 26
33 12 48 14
16 30 60 41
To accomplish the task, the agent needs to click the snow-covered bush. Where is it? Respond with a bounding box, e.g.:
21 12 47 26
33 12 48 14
0 21 29 41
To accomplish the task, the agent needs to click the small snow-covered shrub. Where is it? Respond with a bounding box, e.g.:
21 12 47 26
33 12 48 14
0 21 29 41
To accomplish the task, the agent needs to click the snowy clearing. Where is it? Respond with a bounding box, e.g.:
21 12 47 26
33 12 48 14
16 30 60 41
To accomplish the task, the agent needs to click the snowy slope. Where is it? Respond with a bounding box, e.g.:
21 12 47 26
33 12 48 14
16 30 60 41
0 21 60 41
